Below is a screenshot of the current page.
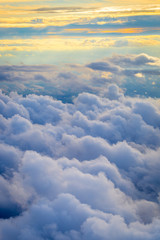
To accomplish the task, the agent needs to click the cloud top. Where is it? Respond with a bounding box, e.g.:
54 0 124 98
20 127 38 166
0 85 160 239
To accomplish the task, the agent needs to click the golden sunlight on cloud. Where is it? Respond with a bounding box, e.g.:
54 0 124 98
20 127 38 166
126 36 160 47
65 28 144 34
101 72 113 78
97 20 126 25
0 35 160 52
0 4 159 28
0 16 86 28
135 73 144 78
0 38 113 51
109 0 160 5
0 0 51 2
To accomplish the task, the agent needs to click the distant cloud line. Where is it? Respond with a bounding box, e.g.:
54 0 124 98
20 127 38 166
0 53 159 99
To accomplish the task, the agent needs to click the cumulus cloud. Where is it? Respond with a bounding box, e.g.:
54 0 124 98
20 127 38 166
0 84 160 239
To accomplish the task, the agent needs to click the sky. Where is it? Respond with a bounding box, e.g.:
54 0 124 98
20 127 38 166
0 1 160 240
0 0 160 99
0 0 160 65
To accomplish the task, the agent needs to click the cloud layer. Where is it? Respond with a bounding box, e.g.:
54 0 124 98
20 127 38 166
0 53 160 100
0 84 160 239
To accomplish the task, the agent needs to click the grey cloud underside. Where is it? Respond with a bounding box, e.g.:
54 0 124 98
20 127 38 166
0 84 160 239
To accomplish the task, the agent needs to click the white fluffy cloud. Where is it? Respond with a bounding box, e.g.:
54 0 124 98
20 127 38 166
0 85 160 239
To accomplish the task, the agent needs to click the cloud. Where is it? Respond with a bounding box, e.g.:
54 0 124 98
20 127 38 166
2 3 160 31
85 53 160 97
109 53 160 66
114 39 129 47
86 61 122 74
0 53 160 99
0 84 160 239
0 143 21 176
103 84 124 100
